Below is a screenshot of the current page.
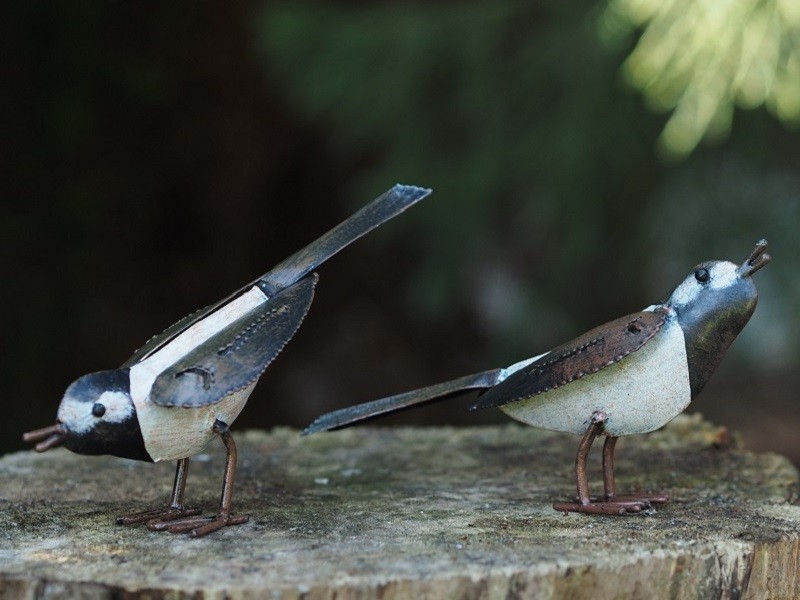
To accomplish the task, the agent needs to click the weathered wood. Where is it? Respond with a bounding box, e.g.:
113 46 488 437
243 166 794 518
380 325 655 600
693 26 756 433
2 415 800 599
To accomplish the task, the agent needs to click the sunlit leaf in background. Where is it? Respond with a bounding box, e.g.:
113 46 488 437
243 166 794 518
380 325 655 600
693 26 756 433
604 0 800 159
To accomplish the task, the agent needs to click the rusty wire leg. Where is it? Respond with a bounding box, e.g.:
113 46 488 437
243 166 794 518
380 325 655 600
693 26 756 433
601 435 669 506
602 435 618 499
117 458 201 525
553 412 649 515
148 419 249 537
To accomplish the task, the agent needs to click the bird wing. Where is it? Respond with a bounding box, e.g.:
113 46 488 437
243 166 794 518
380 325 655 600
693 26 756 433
123 184 430 367
471 307 670 411
122 297 237 368
304 369 505 434
148 275 317 408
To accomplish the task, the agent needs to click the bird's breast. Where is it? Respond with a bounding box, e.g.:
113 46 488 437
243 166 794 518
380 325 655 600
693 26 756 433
133 383 255 461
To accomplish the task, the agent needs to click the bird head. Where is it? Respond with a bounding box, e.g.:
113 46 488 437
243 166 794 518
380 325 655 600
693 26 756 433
23 369 151 461
666 239 771 395
667 239 770 317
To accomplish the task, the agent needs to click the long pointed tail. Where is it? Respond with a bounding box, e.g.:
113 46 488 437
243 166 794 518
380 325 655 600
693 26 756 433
259 184 431 296
303 369 504 434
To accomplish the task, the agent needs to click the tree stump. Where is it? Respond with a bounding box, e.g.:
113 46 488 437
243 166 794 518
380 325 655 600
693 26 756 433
2 414 800 599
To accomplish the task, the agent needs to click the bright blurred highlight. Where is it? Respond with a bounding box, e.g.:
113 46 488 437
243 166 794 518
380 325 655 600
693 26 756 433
605 0 800 159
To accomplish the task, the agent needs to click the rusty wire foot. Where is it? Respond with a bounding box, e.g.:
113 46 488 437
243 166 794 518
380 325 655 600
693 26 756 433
572 496 651 509
609 493 669 505
148 512 249 537
577 493 669 506
147 420 248 537
116 457 199 526
555 413 669 517
117 505 201 525
553 500 648 515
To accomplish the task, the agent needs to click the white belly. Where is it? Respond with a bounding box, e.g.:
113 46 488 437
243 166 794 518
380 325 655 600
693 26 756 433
500 318 691 436
135 383 256 461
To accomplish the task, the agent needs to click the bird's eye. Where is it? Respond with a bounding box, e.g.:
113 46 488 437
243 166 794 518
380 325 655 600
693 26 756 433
91 403 106 417
694 268 710 283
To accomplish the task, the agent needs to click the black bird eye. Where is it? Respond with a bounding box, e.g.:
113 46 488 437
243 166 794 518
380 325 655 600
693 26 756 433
694 268 710 283
91 403 106 417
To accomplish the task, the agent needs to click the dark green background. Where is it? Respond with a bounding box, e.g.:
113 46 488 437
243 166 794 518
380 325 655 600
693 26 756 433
3 2 798 462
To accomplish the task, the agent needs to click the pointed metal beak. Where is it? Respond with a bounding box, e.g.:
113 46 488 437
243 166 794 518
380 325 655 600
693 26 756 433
738 239 771 277
22 423 66 452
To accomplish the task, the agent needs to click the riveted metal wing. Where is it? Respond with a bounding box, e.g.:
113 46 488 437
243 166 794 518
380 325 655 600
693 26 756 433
123 297 235 368
471 308 670 411
149 275 317 408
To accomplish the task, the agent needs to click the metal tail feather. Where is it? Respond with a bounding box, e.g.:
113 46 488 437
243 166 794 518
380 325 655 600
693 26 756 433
303 369 504 435
260 184 432 296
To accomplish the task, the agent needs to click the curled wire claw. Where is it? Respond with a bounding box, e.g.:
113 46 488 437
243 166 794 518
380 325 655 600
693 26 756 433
22 424 66 452
35 433 65 452
738 239 771 277
22 423 61 442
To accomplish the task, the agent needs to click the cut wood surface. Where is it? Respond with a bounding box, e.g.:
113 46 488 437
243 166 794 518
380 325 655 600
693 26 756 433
2 414 800 599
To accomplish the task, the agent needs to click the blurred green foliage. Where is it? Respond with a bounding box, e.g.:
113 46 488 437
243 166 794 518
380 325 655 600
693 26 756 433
254 1 797 364
255 1 667 359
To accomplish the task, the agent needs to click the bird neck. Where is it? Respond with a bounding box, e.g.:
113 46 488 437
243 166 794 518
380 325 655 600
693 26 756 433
675 292 757 398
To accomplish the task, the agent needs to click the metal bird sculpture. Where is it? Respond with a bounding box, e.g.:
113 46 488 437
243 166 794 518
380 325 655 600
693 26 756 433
305 241 771 515
24 184 432 536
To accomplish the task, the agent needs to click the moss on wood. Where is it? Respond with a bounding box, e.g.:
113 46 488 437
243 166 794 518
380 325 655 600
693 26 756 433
2 415 799 598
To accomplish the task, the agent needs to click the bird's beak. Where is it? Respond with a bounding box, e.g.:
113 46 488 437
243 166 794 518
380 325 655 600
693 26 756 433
738 239 771 277
22 423 66 452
